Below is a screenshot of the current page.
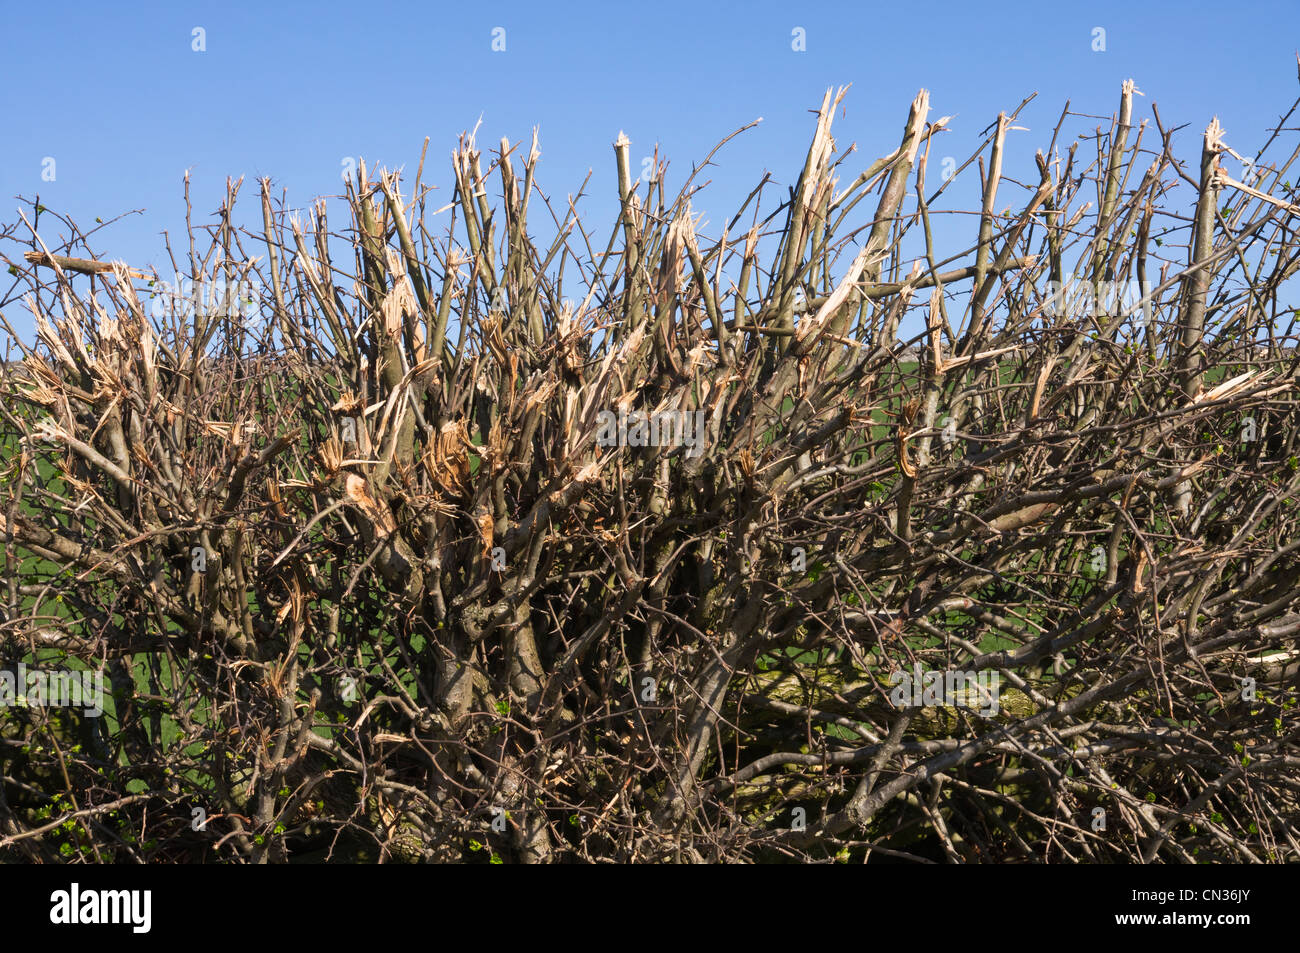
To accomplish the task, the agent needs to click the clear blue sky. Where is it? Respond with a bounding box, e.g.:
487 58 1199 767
2 0 1298 345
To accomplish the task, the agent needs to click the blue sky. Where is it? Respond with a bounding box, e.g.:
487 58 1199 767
2 0 1298 345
